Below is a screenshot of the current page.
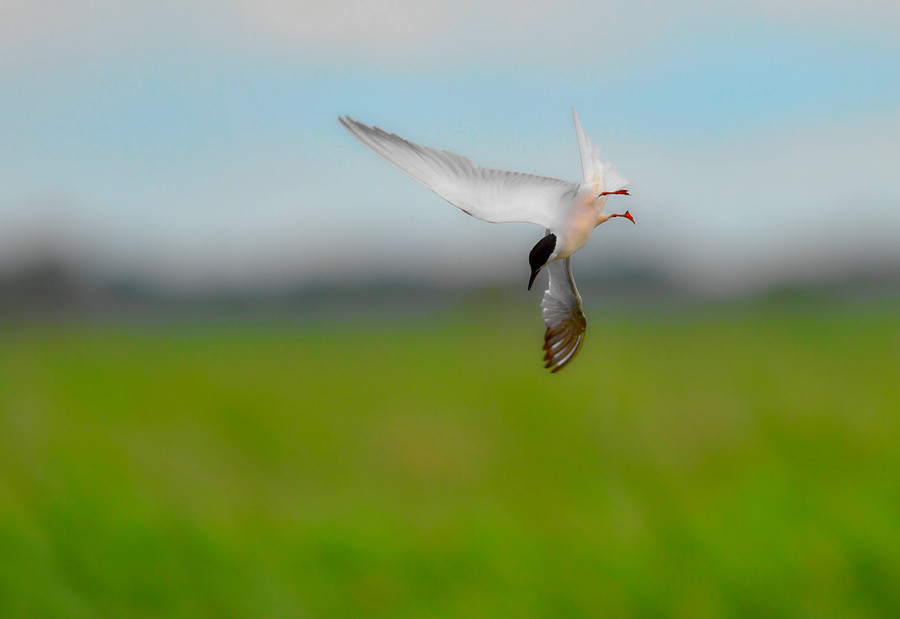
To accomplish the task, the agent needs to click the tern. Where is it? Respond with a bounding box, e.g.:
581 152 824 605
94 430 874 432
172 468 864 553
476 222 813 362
339 110 633 372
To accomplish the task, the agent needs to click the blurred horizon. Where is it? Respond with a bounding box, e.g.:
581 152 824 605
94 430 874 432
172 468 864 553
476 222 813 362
0 244 896 325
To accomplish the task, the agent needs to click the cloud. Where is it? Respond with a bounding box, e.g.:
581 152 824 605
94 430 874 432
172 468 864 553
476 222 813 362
0 0 229 70
2 0 897 72
228 0 672 67
744 0 900 28
231 0 459 55
229 0 900 68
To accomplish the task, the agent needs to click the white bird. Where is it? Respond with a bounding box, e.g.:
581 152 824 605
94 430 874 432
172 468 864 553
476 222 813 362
339 110 633 372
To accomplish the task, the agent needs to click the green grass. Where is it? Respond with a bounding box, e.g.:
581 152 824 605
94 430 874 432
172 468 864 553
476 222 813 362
0 300 898 617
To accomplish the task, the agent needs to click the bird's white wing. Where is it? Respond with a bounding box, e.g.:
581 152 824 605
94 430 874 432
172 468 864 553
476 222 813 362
572 108 596 185
572 108 630 193
340 116 578 229
541 257 587 373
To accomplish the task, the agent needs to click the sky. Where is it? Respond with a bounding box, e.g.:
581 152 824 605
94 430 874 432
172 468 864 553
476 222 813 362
1 0 898 295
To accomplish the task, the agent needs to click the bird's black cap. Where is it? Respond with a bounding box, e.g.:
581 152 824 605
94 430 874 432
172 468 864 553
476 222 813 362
528 233 556 290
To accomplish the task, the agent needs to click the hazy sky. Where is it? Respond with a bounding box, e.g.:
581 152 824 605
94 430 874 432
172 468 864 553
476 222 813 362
1 0 898 293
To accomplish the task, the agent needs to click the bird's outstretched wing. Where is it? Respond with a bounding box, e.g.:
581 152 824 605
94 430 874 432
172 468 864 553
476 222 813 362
541 257 587 373
572 108 597 186
572 108 630 193
340 116 578 229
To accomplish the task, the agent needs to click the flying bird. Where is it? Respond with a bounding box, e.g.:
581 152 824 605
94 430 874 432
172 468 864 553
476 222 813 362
339 110 633 372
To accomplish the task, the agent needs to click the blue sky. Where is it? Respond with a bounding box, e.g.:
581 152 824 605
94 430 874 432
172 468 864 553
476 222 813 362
1 0 898 293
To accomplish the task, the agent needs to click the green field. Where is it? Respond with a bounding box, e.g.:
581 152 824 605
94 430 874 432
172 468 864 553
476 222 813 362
1 299 898 617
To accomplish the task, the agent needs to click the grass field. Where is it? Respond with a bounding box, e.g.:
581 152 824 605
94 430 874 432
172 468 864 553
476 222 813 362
1 299 898 617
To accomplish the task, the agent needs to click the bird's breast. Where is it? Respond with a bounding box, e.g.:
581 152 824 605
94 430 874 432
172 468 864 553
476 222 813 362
558 195 600 257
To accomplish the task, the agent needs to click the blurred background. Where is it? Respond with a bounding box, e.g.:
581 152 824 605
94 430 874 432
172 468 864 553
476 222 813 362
1 0 898 617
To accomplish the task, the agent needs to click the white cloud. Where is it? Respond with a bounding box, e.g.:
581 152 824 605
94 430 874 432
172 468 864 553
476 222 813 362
228 0 900 68
0 0 229 70
227 0 672 67
231 0 458 54
1 0 897 71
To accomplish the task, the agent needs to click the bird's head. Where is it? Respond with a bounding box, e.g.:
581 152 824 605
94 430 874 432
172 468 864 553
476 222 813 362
528 233 558 290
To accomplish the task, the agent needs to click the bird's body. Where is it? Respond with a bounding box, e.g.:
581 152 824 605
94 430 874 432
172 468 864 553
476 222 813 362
559 187 609 257
339 110 633 372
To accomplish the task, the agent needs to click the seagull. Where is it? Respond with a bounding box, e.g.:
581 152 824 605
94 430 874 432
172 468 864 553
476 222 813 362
339 110 633 372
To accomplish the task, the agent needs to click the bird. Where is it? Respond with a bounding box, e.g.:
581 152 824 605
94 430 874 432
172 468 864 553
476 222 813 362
339 109 633 372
